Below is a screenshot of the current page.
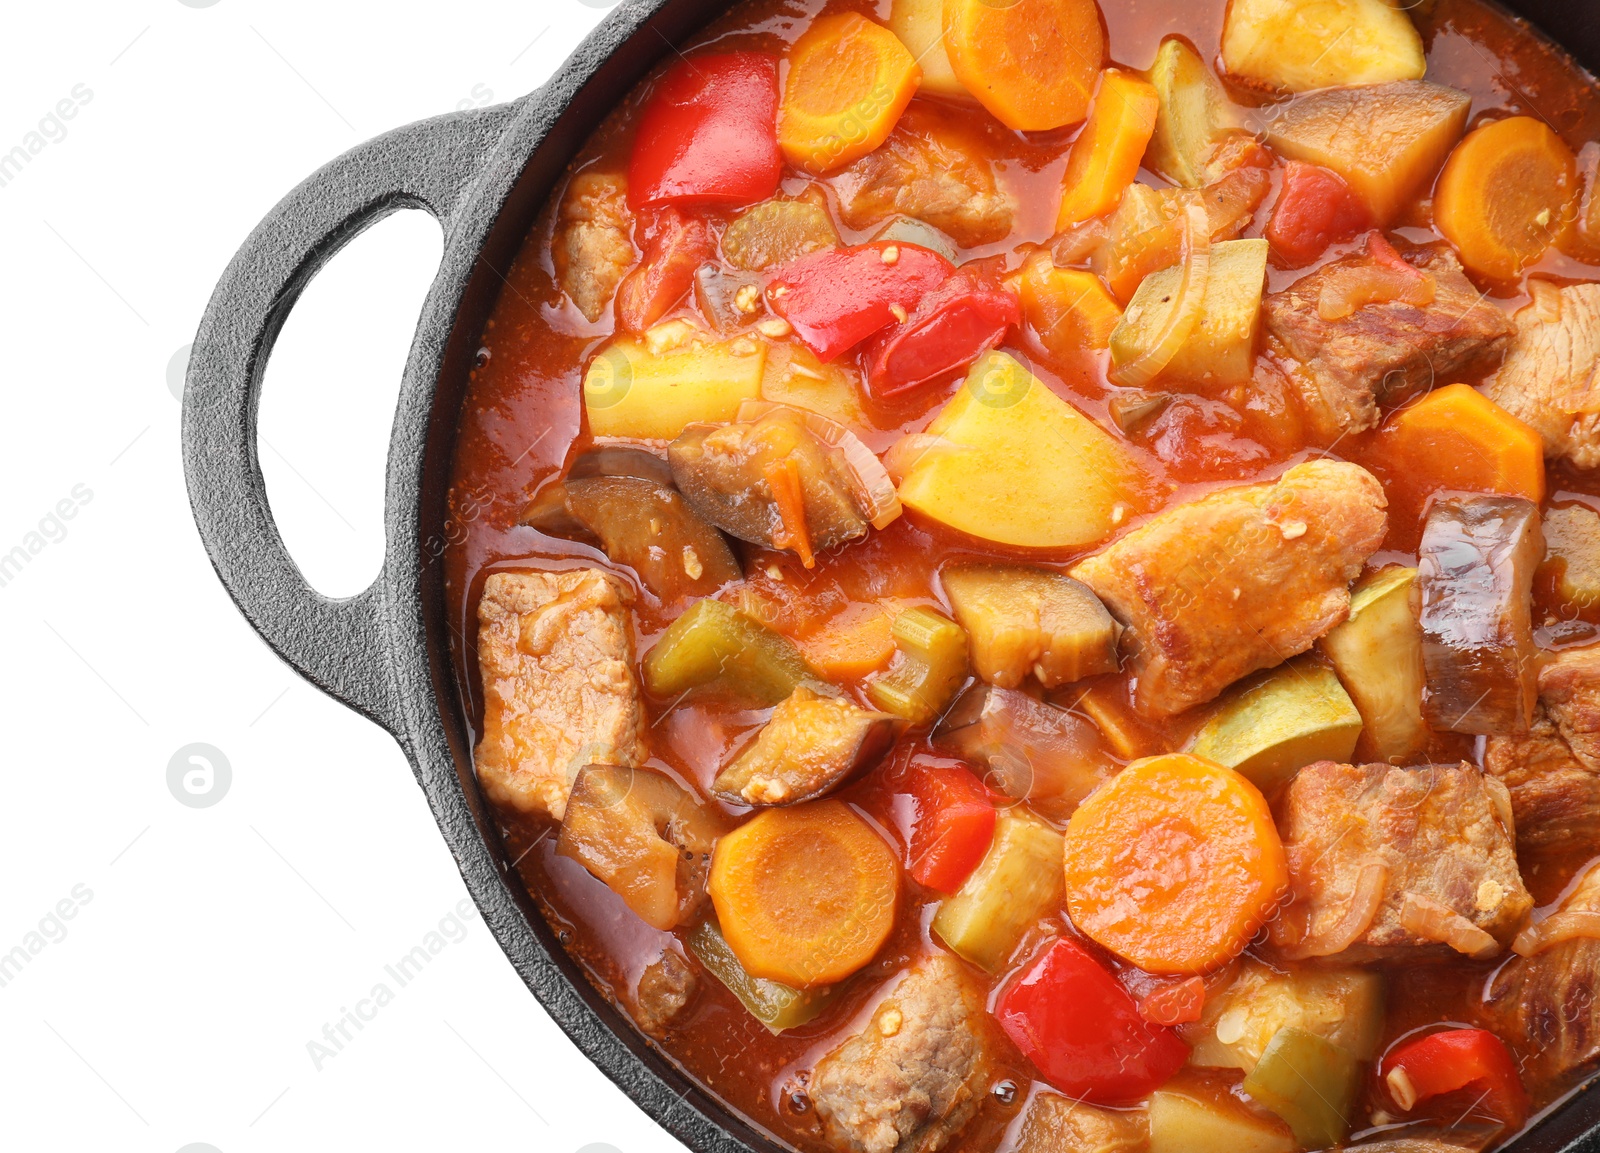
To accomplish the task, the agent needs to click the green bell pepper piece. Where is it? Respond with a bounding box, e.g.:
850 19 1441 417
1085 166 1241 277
1242 1026 1362 1149
688 919 836 1034
644 599 819 706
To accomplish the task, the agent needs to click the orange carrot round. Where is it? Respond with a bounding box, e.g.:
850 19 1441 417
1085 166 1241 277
943 0 1106 132
1436 115 1579 280
709 800 899 986
1063 754 1287 974
799 603 899 680
779 13 921 175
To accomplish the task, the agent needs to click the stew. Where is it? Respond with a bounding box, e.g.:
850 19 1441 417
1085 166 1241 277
443 0 1600 1150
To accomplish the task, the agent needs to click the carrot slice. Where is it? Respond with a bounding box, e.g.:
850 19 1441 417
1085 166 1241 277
779 13 921 175
1057 71 1161 230
799 602 899 680
1019 255 1124 357
1375 384 1546 535
1063 754 1287 974
944 0 1106 132
765 457 816 569
1436 115 1579 280
709 800 900 987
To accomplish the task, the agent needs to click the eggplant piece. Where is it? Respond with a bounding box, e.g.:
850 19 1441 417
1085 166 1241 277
1320 566 1430 762
941 563 1122 690
556 765 724 931
933 683 1115 820
931 809 1065 971
692 263 764 333
870 216 960 264
687 918 838 1034
643 598 821 707
668 405 893 566
1188 661 1363 793
712 685 901 806
866 606 970 725
521 448 742 604
1416 496 1543 735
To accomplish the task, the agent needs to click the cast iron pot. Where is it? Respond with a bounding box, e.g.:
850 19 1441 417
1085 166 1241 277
182 1 1600 1150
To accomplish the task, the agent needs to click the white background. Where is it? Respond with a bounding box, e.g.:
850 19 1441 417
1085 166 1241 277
0 2 690 1151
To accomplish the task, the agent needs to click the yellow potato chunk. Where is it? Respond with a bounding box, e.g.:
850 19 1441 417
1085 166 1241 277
1222 0 1425 93
1266 81 1472 225
896 352 1143 549
583 321 767 440
888 0 973 103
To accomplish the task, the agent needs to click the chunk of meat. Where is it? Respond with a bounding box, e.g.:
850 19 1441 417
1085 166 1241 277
1009 1091 1146 1153
1270 762 1531 962
1482 283 1600 469
1485 644 1600 851
633 947 697 1038
809 953 996 1153
1487 862 1600 1083
1070 461 1388 718
553 170 636 324
1264 244 1515 438
833 106 1015 249
474 570 647 820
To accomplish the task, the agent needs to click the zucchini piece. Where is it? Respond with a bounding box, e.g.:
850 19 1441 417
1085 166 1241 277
1542 504 1600 620
1242 1027 1363 1149
584 321 767 440
942 563 1122 690
1110 238 1269 389
867 606 970 725
1184 959 1384 1071
712 686 900 806
1320 566 1429 762
688 918 837 1034
721 193 840 272
643 599 821 707
1146 37 1237 189
932 809 1065 972
1188 660 1363 793
1149 1083 1295 1153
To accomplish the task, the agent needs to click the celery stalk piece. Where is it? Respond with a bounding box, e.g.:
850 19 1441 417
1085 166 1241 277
1242 1026 1362 1149
688 919 835 1034
867 606 970 725
644 599 820 707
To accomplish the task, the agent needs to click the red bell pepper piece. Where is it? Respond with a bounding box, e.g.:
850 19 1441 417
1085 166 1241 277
616 208 714 332
628 53 782 210
1267 162 1374 267
994 938 1190 1105
866 269 1020 398
767 243 954 362
1138 976 1207 1026
1382 1028 1528 1130
906 764 997 893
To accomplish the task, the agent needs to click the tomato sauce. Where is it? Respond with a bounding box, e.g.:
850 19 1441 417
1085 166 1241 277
443 1 1600 1149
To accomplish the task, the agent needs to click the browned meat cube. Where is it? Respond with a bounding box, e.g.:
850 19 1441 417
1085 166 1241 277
552 170 636 323
1264 245 1514 438
1486 861 1600 1083
1070 461 1387 718
832 106 1014 249
1416 496 1542 735
632 946 697 1039
1485 644 1600 851
1269 762 1531 962
1482 283 1600 468
474 570 647 820
809 953 996 1153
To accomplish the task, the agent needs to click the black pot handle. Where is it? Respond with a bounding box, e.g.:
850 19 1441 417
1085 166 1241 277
181 101 520 734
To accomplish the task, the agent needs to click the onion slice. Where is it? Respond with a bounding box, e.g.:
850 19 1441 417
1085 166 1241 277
1400 892 1500 958
1109 203 1212 389
881 433 970 485
1513 910 1600 956
1281 861 1388 960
